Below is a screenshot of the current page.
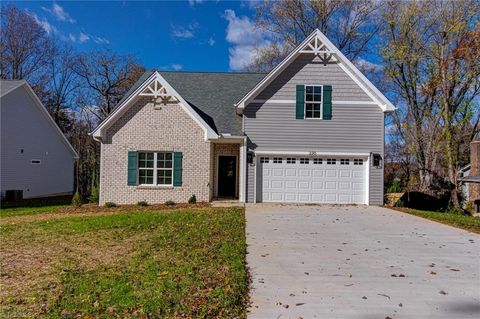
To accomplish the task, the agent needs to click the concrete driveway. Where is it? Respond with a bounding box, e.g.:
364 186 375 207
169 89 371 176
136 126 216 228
246 205 479 319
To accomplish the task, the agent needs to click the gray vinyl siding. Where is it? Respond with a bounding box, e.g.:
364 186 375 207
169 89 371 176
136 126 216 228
244 55 385 205
256 55 371 101
0 87 75 199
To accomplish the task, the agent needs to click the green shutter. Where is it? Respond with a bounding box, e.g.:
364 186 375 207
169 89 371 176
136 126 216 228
296 85 305 119
127 151 137 186
173 152 183 187
323 85 332 120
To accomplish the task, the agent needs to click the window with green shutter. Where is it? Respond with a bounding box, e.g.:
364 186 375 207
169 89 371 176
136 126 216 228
173 152 183 187
127 151 138 186
323 85 332 120
295 85 305 119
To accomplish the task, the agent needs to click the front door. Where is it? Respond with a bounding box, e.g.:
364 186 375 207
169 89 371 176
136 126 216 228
218 156 237 198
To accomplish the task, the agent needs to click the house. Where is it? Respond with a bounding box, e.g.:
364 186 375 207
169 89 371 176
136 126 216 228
0 80 78 200
92 29 395 206
459 132 480 212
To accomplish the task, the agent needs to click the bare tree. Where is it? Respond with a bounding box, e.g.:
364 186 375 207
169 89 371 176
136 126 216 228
430 0 480 207
0 5 54 82
74 49 145 121
249 0 382 71
382 0 480 207
43 44 80 132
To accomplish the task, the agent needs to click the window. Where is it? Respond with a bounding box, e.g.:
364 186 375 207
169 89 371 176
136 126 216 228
327 158 336 165
273 157 283 164
340 159 350 165
300 158 309 164
305 85 322 119
286 157 296 164
313 158 323 164
138 152 173 185
354 159 364 165
260 157 269 163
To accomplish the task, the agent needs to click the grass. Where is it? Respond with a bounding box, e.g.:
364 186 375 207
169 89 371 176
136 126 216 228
0 205 67 218
0 206 247 318
391 207 480 234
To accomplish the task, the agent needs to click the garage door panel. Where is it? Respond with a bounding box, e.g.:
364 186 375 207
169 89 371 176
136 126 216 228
338 182 351 190
312 181 324 189
261 156 367 204
326 170 337 177
285 180 297 189
285 168 297 176
312 170 324 177
298 181 310 189
352 171 363 178
325 193 337 202
298 193 310 202
339 170 351 178
325 181 337 190
271 180 283 189
299 169 311 177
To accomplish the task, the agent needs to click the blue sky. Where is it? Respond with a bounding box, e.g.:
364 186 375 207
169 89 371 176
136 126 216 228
11 1 265 72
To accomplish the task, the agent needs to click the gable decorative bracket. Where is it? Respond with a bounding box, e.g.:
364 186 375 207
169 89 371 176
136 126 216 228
138 78 179 105
299 35 337 65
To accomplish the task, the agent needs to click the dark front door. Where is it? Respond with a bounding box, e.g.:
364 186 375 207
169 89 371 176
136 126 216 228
218 156 237 197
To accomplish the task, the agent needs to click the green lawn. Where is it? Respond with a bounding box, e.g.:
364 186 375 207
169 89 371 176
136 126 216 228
394 208 480 234
0 205 67 218
0 207 247 318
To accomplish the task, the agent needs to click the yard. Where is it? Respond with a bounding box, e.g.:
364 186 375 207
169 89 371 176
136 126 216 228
0 205 247 318
390 207 480 234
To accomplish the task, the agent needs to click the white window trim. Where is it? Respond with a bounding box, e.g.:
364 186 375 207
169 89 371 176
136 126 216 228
138 151 173 186
304 85 323 119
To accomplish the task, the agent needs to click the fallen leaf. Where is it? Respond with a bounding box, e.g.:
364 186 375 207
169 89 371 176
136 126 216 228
439 290 448 295
295 303 305 306
362 296 368 300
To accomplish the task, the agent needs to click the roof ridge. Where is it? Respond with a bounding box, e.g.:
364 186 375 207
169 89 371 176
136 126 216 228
156 70 267 75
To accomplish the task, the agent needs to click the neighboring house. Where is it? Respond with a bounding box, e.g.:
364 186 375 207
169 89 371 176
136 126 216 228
92 29 395 206
0 80 78 200
459 132 480 212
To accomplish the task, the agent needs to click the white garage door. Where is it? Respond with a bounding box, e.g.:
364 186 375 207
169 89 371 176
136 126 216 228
259 156 367 204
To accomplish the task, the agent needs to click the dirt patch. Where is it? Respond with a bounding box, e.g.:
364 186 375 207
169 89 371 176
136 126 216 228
0 202 211 225
0 229 151 316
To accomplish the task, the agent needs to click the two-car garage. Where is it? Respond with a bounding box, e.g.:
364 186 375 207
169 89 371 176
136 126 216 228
256 154 369 204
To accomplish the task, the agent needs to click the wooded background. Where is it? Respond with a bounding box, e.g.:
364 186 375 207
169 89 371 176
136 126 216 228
1 1 479 209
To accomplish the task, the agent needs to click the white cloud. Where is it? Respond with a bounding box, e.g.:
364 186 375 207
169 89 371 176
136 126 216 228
42 2 76 23
188 0 204 6
30 13 57 34
208 37 215 46
79 32 90 43
171 64 183 71
223 9 269 70
355 58 382 72
160 64 183 71
93 36 110 45
171 27 194 39
68 33 76 42
171 22 198 39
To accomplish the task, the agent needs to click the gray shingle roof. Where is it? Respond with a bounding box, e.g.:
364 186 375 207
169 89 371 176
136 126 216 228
117 71 266 135
0 80 25 97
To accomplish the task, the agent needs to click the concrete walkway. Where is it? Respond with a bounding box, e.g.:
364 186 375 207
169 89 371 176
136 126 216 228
246 205 480 319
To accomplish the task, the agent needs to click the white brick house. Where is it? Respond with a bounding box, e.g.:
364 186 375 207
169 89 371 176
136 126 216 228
92 29 394 205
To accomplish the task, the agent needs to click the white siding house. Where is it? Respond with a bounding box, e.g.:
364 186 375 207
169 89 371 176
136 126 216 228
0 80 78 200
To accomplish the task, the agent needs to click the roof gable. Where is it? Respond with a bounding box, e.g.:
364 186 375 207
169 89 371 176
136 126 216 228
91 71 219 141
0 80 79 159
235 29 395 113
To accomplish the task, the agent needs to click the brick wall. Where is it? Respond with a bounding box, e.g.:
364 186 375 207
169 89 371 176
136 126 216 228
212 143 240 197
469 139 480 202
100 97 212 205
